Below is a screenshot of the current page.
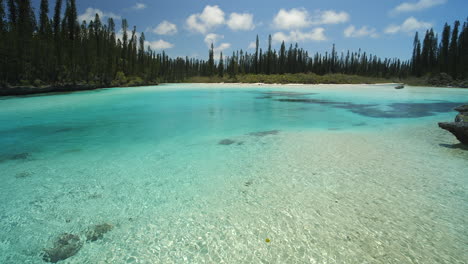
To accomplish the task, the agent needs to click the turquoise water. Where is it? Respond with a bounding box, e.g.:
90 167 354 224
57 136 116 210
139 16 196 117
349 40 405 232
0 84 467 263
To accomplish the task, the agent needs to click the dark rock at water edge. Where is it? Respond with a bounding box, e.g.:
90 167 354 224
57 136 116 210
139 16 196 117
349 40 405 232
438 122 468 145
43 233 83 263
454 105 468 122
439 104 468 145
85 223 114 242
454 105 468 113
455 113 468 122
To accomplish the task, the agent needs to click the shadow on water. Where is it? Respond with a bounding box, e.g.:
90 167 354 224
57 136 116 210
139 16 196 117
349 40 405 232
439 143 468 151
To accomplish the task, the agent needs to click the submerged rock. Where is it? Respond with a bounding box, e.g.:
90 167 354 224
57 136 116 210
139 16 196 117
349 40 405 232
43 233 83 263
10 153 30 160
439 105 468 145
15 171 33 178
248 130 279 137
85 223 113 242
218 139 236 145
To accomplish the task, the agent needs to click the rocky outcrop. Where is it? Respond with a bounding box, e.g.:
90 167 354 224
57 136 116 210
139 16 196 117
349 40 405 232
438 105 468 145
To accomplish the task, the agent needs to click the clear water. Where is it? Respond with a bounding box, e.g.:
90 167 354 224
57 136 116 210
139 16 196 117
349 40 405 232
0 84 467 263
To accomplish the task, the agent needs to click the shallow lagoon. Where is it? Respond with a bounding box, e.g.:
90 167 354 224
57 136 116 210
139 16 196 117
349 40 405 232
0 84 467 263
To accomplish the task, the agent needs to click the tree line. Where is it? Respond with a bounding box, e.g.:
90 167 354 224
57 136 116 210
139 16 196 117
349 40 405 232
411 20 468 79
0 0 466 87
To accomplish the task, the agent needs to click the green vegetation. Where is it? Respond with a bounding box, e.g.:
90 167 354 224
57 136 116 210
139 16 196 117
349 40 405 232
185 73 395 85
0 0 466 90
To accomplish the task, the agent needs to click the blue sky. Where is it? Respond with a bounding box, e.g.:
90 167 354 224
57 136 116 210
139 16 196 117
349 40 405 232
32 0 468 60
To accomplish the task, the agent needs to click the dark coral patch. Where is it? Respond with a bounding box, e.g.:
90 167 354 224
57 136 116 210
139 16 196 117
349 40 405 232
85 223 114 242
43 233 83 263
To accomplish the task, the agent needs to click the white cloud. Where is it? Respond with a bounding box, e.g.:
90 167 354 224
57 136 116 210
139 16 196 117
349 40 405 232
272 8 350 30
248 41 256 49
145 40 174 50
273 8 310 30
392 0 447 14
203 33 229 57
214 43 231 58
186 5 225 34
344 25 378 38
272 28 327 44
315 10 349 25
152 21 178 35
214 43 231 53
78 7 121 23
204 33 224 46
227 13 255 31
132 3 147 10
384 17 432 34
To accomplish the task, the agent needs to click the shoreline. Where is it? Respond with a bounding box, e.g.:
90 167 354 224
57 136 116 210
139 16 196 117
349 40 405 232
0 82 159 97
1 81 466 97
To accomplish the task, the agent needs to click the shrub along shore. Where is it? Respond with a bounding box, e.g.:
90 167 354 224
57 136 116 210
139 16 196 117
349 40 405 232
1 72 467 97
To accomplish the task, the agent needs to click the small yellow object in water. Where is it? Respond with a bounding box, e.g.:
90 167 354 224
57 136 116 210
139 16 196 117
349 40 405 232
265 238 270 243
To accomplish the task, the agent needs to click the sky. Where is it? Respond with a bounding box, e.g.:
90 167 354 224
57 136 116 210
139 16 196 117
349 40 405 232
32 0 468 60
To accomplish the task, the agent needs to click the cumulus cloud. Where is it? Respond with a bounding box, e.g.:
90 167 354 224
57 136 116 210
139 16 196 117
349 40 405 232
273 8 311 30
204 33 224 46
384 17 431 34
391 0 447 14
151 21 178 35
132 3 147 10
78 7 121 23
145 40 174 50
203 33 230 57
227 13 255 31
186 5 225 34
202 33 230 58
212 43 230 59
214 43 231 53
344 25 378 38
315 10 350 25
272 28 327 44
247 41 256 49
272 8 349 30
